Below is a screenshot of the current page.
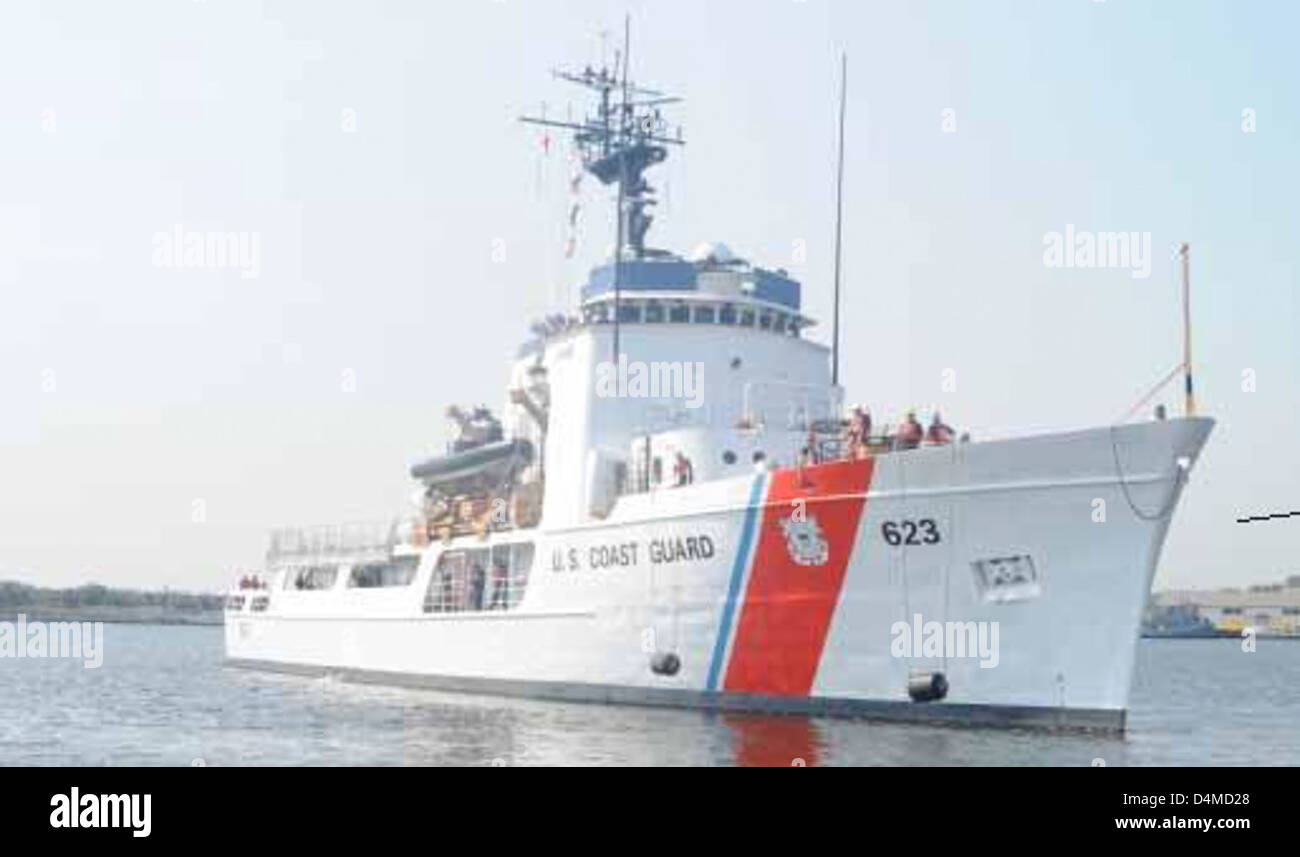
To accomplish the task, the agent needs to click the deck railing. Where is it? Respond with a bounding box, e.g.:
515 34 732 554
266 518 417 564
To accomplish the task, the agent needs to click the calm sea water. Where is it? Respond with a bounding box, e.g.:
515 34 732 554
1 624 1294 766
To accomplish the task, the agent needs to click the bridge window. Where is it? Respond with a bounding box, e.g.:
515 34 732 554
423 543 534 613
348 555 420 588
579 298 800 336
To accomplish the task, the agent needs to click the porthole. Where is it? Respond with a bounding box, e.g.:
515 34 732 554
722 450 737 465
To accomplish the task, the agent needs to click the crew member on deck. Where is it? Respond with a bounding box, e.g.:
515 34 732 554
926 412 955 445
673 451 694 486
846 406 872 458
804 428 821 465
468 562 486 611
488 559 510 610
896 411 923 450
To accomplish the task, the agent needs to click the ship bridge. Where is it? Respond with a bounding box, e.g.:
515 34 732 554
576 245 815 339
503 244 839 530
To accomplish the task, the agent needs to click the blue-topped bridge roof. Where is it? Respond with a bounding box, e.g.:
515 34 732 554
580 258 801 311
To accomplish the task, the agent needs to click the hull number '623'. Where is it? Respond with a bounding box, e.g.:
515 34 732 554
881 519 941 546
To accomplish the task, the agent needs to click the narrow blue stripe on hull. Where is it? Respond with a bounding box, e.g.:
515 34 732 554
705 474 766 692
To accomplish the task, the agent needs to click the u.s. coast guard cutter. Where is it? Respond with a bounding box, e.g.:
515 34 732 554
224 46 1213 733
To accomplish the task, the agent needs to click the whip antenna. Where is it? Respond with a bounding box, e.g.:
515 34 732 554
831 53 847 387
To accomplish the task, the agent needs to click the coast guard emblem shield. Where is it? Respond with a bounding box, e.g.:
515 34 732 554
779 515 830 567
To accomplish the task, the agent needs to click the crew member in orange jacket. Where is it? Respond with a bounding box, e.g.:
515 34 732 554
926 412 955 445
896 411 923 450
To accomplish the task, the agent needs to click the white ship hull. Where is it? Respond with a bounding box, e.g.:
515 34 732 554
226 416 1212 732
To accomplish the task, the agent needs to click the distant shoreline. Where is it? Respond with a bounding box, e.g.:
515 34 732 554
0 580 224 627
0 607 223 626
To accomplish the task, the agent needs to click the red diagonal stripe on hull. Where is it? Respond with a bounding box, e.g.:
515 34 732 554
723 458 875 696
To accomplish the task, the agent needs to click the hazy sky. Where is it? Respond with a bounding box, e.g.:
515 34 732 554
1 0 1295 591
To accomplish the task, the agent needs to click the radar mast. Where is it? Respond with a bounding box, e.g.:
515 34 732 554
519 16 685 260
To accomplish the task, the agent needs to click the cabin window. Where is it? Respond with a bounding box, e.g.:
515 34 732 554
348 555 420 588
719 304 737 325
425 549 472 612
739 309 755 327
423 543 534 613
287 565 339 591
758 312 772 331
722 450 737 465
493 543 534 610
617 303 641 323
250 595 269 612
669 303 690 323
644 301 665 323
694 306 716 324
225 595 246 611
773 314 787 333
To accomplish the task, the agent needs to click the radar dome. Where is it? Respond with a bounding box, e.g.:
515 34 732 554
689 241 734 264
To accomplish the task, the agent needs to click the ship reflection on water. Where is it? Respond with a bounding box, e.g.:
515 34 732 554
723 714 825 767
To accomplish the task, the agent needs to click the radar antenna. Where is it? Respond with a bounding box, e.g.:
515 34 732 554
519 16 685 260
